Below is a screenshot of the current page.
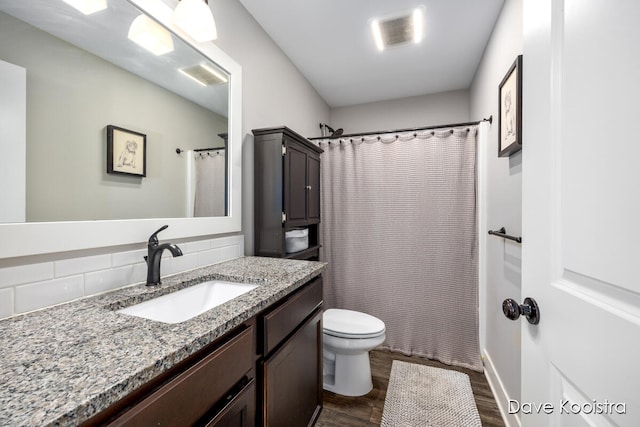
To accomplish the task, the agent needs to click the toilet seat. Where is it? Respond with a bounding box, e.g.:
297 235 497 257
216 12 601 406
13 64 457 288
323 308 385 339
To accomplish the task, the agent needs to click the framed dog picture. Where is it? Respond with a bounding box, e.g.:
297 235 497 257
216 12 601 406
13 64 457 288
498 55 522 157
107 125 146 177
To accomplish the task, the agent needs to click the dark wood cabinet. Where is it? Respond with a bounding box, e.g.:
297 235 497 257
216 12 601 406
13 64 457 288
262 310 322 427
202 380 255 427
83 324 255 427
253 127 323 260
258 277 323 427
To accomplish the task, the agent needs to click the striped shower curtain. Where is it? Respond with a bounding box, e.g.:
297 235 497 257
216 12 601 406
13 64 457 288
317 126 481 371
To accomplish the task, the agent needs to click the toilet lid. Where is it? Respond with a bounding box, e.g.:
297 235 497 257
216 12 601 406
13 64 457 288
323 308 385 339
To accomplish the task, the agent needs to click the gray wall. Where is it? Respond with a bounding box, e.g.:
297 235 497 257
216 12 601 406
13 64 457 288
211 0 331 254
0 12 227 222
330 90 470 135
469 0 522 424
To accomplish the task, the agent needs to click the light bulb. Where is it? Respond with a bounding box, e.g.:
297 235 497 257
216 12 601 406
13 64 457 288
128 14 174 56
174 0 217 43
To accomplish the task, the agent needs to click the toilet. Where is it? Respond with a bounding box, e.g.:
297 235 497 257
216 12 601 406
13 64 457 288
322 308 386 396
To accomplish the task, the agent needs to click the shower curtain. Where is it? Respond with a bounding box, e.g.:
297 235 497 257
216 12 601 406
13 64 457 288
193 150 226 217
318 126 481 371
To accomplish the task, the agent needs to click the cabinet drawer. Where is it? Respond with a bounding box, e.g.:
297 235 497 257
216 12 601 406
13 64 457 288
109 326 254 427
262 277 322 355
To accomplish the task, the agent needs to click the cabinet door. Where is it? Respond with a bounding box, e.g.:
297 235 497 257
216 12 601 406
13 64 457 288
306 154 320 223
262 309 322 427
203 380 255 427
284 144 308 225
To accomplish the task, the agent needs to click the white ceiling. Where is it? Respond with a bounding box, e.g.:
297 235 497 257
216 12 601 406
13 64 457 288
238 0 504 108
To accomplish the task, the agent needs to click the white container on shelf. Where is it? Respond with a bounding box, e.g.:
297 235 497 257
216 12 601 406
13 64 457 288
285 228 309 253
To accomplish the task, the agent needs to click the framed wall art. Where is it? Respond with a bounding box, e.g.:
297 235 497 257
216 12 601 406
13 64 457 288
107 125 146 177
498 55 522 157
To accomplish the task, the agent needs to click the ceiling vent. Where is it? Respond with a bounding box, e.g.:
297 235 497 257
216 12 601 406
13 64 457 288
371 7 425 51
379 15 414 47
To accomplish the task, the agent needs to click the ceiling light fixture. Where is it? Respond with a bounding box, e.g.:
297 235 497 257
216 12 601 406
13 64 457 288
61 0 107 15
371 19 384 51
179 63 228 86
173 0 218 43
370 6 426 51
413 8 424 44
128 14 175 56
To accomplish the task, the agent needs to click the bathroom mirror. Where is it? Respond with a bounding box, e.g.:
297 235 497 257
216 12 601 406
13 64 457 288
0 0 230 221
0 0 242 258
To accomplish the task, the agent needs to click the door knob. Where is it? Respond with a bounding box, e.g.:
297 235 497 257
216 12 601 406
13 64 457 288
502 297 540 325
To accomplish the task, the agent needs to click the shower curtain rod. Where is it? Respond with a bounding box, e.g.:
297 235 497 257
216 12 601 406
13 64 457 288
308 115 492 141
175 146 226 155
194 146 226 152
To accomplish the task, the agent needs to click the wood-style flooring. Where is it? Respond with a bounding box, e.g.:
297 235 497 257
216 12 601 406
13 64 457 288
316 349 505 427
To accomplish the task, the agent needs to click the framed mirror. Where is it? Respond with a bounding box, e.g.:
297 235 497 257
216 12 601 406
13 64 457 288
0 0 242 258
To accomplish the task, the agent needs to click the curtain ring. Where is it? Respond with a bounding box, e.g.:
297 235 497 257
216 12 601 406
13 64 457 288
431 131 435 136
449 129 454 134
413 133 417 137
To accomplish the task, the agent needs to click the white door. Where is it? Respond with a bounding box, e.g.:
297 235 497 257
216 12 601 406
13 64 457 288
521 0 640 426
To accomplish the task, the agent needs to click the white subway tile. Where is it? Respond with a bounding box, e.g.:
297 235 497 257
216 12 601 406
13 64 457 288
0 288 14 319
197 245 239 266
15 276 84 314
0 262 54 289
182 239 211 253
171 252 200 274
55 254 111 278
84 266 135 296
3 234 245 318
210 235 243 249
155 256 177 278
111 249 146 268
132 263 147 285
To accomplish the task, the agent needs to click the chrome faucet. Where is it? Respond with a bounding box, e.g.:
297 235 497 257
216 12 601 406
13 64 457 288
144 225 183 286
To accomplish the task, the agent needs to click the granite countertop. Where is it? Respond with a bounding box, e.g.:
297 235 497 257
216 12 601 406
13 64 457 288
0 256 326 427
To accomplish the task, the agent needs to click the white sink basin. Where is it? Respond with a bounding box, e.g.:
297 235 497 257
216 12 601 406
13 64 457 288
117 281 259 324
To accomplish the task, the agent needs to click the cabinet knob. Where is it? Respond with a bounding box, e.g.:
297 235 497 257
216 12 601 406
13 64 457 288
306 185 312 190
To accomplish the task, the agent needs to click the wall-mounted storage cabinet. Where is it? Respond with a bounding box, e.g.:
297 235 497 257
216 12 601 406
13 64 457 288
253 127 323 260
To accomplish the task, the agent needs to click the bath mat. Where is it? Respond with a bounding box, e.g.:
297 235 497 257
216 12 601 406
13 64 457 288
381 360 481 427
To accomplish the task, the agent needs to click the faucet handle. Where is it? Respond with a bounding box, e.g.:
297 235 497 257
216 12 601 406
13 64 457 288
148 225 169 245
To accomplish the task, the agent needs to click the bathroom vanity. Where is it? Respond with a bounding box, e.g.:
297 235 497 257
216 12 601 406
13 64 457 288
0 257 325 427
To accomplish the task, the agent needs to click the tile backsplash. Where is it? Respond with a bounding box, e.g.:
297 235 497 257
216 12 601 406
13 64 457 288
0 235 244 320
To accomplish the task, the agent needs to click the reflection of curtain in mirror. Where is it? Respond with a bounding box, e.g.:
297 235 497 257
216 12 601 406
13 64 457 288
193 150 225 217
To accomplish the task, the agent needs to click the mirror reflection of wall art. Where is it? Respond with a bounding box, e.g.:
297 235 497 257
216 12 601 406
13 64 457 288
107 125 147 177
498 55 522 157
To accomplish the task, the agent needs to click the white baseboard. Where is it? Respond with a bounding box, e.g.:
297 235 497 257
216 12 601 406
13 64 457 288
482 350 521 427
